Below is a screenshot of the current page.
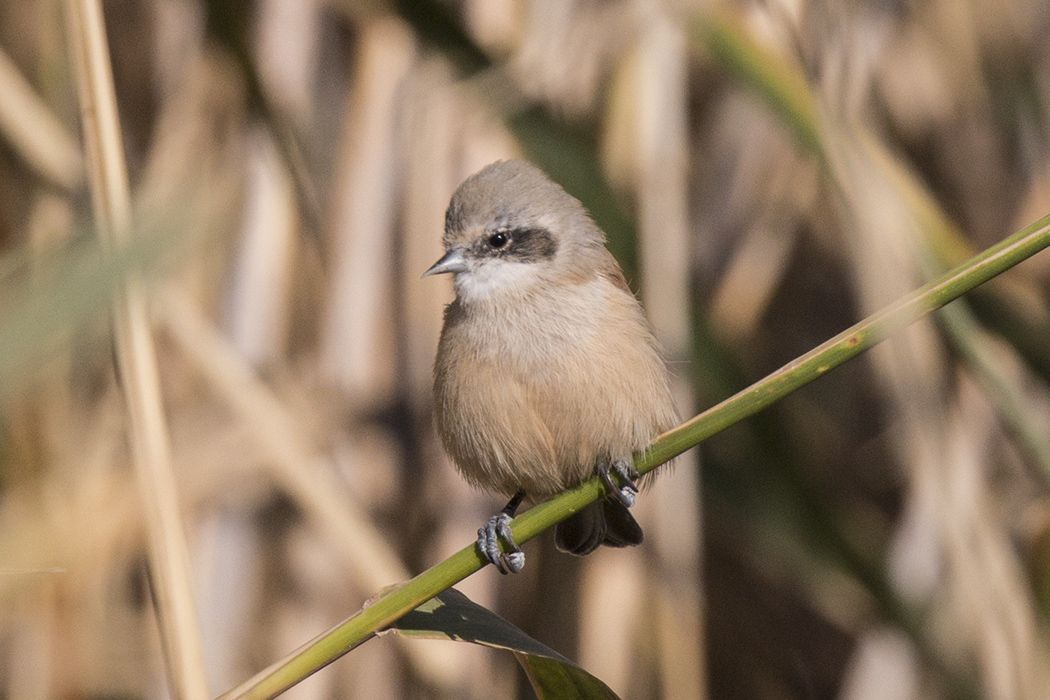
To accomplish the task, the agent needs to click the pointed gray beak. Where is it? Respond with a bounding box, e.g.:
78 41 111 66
422 248 468 277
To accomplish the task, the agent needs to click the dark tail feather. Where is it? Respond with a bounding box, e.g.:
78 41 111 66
555 499 643 555
600 499 643 547
555 502 606 555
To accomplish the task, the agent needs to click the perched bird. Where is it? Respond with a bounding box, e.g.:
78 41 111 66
425 160 677 574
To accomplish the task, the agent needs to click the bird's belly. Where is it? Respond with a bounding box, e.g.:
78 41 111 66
435 288 674 499
439 355 657 499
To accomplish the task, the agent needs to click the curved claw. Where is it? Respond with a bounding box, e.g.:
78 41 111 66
599 459 640 508
502 550 525 574
477 512 525 574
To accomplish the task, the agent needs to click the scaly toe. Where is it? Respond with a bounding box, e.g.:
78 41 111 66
478 519 508 574
494 513 525 573
477 513 524 575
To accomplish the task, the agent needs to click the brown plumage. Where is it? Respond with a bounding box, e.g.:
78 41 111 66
426 160 677 571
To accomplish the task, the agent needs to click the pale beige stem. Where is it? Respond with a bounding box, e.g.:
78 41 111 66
0 44 83 191
65 2 209 699
617 13 707 700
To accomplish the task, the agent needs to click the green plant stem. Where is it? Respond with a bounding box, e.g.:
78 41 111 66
218 212 1050 700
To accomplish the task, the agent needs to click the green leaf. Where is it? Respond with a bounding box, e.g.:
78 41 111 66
389 588 620 700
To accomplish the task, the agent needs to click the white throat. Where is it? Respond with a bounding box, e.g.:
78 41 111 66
453 261 542 306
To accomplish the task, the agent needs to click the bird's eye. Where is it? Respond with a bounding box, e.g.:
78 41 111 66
487 232 509 249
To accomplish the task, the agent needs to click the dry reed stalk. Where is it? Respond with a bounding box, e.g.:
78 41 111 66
316 36 417 667
64 1 209 698
0 409 272 696
397 62 485 571
837 628 920 700
0 44 83 191
6 582 58 699
399 61 456 408
630 17 706 700
708 221 799 344
718 7 1050 689
579 40 655 700
697 88 817 322
942 384 1049 697
826 121 964 690
135 52 242 215
254 0 320 126
702 100 811 345
597 13 706 698
227 129 297 367
310 26 452 693
577 547 645 697
849 132 1050 479
320 18 416 408
513 0 631 117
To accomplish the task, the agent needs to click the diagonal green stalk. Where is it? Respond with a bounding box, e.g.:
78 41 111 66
218 212 1050 700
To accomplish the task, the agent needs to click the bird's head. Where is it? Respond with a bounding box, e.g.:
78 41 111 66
423 160 607 304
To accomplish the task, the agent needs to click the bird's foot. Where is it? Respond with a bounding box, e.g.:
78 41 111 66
598 458 640 508
477 492 525 574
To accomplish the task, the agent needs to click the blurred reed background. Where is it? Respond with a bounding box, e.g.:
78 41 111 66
2 0 1050 699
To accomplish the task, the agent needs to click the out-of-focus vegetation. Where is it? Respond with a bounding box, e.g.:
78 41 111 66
2 1 1050 700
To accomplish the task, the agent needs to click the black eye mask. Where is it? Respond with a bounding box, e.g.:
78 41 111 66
476 227 557 263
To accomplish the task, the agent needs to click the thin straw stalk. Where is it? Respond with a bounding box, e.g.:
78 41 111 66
0 46 83 190
65 1 209 699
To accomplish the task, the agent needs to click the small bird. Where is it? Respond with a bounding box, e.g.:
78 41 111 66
425 160 677 574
